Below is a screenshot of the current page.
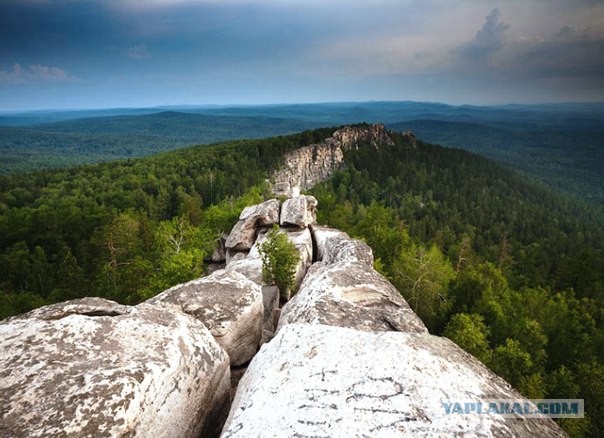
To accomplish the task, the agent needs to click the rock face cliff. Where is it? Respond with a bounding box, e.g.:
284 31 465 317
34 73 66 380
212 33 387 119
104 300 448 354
0 126 566 437
272 124 395 197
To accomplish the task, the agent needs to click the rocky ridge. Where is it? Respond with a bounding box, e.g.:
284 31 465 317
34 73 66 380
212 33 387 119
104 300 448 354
272 123 395 197
0 125 565 437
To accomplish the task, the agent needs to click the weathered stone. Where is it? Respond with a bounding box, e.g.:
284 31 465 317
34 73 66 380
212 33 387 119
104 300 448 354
225 256 264 285
225 199 280 251
311 224 374 266
229 365 248 403
211 236 227 263
260 329 274 345
272 124 393 196
226 227 312 295
278 261 427 334
281 227 313 295
261 285 279 332
0 297 230 438
207 262 226 275
225 230 267 284
221 324 566 438
147 270 263 366
225 220 257 252
280 195 317 228
225 249 247 266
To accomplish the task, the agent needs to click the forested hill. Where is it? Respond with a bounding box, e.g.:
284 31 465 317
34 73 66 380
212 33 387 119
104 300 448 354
2 102 602 208
1 125 603 436
389 118 604 206
0 111 318 175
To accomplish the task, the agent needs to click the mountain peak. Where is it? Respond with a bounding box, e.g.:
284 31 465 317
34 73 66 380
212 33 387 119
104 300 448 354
272 123 408 197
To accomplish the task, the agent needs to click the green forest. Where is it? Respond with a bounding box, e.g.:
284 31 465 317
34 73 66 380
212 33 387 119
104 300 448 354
0 126 602 436
0 112 316 175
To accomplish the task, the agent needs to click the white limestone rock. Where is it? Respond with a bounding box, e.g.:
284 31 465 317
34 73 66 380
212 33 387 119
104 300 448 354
226 230 268 284
280 195 317 228
271 125 393 196
0 297 230 438
221 324 566 438
278 261 427 334
311 225 374 266
225 199 280 251
147 270 263 366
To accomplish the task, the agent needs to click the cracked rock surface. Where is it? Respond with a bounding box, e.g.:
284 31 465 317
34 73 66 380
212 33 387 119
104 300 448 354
221 324 566 438
0 297 230 438
278 261 428 334
147 270 263 366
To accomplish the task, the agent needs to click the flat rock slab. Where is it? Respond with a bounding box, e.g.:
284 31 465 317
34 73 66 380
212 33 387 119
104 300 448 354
280 195 317 228
278 261 427 334
225 199 280 251
221 324 566 438
147 270 263 366
311 225 374 266
0 297 230 438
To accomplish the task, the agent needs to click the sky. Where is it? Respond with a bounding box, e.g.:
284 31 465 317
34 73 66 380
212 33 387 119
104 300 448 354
1 0 603 110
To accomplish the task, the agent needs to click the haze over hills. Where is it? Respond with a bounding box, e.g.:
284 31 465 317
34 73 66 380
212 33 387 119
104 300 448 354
1 101 602 206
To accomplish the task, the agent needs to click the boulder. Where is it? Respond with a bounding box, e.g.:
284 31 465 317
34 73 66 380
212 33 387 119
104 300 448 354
278 261 427 334
261 285 280 333
225 257 264 285
281 227 313 295
280 195 317 228
211 236 227 263
0 297 230 438
225 249 247 266
147 270 263 366
226 230 267 285
225 199 280 251
221 324 566 438
311 225 374 266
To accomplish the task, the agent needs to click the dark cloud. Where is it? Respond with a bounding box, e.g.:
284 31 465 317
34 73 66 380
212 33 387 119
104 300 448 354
460 8 510 63
0 0 603 109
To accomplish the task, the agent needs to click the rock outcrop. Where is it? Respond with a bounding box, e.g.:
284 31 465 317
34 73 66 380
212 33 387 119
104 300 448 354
0 297 230 438
222 324 565 438
225 199 279 251
225 201 314 296
280 195 317 228
147 270 263 366
272 124 393 197
312 224 375 266
278 261 428 333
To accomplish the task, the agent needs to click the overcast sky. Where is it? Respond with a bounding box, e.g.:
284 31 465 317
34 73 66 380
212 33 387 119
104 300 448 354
1 0 603 110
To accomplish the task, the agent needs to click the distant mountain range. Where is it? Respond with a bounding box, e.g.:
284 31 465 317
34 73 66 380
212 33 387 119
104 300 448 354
0 101 602 206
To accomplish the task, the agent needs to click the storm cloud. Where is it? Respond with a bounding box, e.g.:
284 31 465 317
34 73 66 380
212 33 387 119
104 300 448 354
0 0 603 109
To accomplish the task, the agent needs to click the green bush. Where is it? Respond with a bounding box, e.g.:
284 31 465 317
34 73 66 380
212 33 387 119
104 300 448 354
258 225 300 300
